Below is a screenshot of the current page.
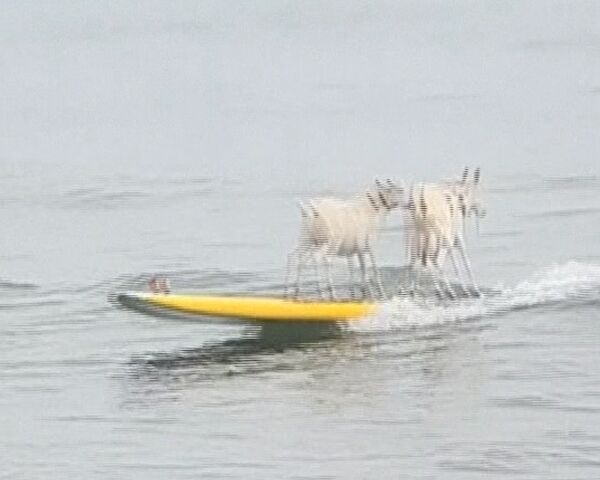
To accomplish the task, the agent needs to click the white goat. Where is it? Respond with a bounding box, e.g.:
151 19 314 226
285 179 403 301
403 168 485 298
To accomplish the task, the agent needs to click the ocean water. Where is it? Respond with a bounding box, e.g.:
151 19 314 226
1 1 599 478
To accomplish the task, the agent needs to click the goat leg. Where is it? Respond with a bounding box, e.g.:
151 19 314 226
367 245 386 300
456 236 481 297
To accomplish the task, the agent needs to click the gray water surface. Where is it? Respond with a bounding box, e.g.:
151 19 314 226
2 2 600 478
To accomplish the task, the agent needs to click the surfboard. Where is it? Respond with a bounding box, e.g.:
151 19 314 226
117 292 377 322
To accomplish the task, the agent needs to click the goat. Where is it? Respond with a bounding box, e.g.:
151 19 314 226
403 167 485 299
285 179 404 301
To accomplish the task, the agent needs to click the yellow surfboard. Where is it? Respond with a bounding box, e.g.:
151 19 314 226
118 292 377 322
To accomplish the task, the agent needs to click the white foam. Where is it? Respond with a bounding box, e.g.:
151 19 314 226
350 262 600 333
502 261 600 310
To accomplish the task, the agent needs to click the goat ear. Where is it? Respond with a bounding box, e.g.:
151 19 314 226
419 191 427 214
406 186 415 210
298 201 309 217
474 167 481 184
308 200 320 217
458 194 466 217
444 193 454 214
462 166 469 184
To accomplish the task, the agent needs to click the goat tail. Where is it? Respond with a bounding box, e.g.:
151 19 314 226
298 200 310 217
298 200 320 218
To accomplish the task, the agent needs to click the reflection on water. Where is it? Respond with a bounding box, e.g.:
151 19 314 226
127 322 348 386
123 314 490 408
